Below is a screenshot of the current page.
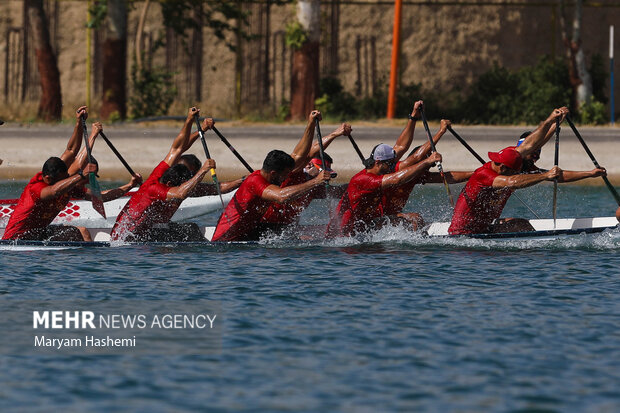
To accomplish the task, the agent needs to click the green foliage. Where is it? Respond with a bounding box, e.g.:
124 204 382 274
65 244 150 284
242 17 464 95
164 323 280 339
277 100 291 122
578 98 607 124
315 77 357 119
159 0 252 52
86 2 107 29
285 21 308 50
461 57 572 124
107 110 121 123
314 77 444 121
313 57 583 124
129 63 177 119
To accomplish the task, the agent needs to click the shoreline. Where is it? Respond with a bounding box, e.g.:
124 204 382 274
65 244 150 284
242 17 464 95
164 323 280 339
1 123 618 185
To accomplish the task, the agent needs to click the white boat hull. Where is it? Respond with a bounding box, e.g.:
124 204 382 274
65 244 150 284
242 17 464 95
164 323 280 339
0 217 616 250
0 189 235 228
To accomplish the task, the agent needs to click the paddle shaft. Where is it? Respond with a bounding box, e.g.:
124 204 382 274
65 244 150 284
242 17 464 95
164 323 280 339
193 115 226 210
347 134 366 164
566 116 620 205
420 107 454 206
552 118 560 227
314 118 327 172
448 126 542 219
314 118 330 195
80 117 106 218
98 131 136 176
211 125 254 173
81 117 94 166
447 126 485 164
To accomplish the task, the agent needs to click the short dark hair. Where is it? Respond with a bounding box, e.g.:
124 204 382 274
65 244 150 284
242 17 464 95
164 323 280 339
262 150 295 173
179 154 202 174
160 164 192 187
42 157 68 180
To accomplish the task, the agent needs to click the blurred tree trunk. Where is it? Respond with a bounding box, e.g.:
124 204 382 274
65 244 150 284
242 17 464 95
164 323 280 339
26 0 62 121
560 0 592 110
101 0 127 120
290 0 320 121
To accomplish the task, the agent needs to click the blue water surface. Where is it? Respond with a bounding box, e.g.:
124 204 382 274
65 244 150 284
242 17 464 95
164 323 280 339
0 181 619 412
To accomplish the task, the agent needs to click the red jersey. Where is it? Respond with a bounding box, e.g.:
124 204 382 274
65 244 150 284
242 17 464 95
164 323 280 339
2 172 86 240
110 161 177 240
327 169 384 237
211 170 271 241
448 162 513 235
261 170 324 225
381 161 428 216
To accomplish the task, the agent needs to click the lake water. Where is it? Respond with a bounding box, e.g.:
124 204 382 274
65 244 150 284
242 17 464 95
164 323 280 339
0 180 619 412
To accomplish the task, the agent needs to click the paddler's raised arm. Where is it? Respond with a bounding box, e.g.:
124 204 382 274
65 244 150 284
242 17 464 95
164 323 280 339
307 122 351 160
164 107 199 166
182 117 214 153
39 163 97 201
60 106 88 165
516 107 568 157
166 159 216 200
290 110 321 172
492 167 561 189
261 170 330 204
381 152 440 189
399 119 450 168
393 100 422 161
68 122 101 175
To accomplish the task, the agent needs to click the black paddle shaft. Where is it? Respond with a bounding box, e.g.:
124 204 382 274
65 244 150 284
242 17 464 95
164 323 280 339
193 115 212 159
314 118 327 171
554 118 560 167
447 126 485 164
347 134 366 164
98 131 136 176
211 125 253 173
80 116 94 164
566 116 620 205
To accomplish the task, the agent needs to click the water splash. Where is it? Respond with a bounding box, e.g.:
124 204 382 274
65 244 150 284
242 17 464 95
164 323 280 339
258 222 620 251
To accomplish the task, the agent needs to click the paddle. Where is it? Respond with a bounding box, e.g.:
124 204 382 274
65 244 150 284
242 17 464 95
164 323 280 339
566 116 620 205
420 106 454 206
552 118 560 228
193 114 226 210
314 118 327 177
447 126 542 219
80 117 106 218
209 124 253 173
346 133 366 164
98 131 136 176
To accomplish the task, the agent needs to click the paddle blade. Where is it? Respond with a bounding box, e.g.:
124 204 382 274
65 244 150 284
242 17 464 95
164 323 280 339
88 173 106 219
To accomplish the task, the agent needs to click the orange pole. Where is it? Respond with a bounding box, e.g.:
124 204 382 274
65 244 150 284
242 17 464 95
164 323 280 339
387 0 403 119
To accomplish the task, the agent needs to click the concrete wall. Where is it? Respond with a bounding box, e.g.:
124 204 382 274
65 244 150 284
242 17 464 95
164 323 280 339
1 0 619 120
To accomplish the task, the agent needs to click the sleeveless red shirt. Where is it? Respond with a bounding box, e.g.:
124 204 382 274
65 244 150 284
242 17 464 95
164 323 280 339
449 162 513 235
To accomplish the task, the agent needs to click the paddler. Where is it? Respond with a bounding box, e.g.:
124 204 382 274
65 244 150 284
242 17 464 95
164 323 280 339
516 132 607 182
110 107 218 242
326 100 446 237
2 108 139 241
258 122 351 233
381 119 473 230
211 110 331 242
448 107 569 235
